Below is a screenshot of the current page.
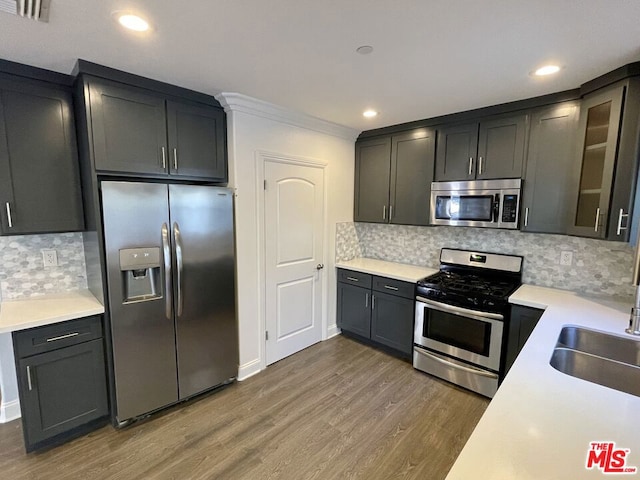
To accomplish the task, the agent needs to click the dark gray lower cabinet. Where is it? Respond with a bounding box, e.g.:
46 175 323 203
13 316 108 452
337 269 414 357
504 305 544 374
370 291 414 354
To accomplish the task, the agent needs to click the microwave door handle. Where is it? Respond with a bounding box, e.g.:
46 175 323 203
493 194 500 223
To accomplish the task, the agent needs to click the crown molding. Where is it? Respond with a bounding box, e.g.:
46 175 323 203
216 92 360 141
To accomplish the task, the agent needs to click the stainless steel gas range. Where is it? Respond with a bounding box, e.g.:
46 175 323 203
413 248 523 398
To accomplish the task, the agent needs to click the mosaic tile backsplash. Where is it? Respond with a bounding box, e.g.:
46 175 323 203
336 222 635 299
0 233 87 301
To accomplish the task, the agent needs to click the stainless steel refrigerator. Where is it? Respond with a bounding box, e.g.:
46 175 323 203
101 181 238 424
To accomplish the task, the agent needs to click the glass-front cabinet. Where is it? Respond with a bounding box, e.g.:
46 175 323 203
568 85 624 238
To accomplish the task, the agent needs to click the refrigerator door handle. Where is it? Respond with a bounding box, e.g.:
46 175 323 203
173 222 184 317
162 223 172 320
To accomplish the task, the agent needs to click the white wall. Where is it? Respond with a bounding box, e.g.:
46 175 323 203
217 94 358 380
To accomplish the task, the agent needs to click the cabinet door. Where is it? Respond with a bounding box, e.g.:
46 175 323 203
476 114 527 179
435 122 479 181
166 101 226 181
504 305 543 374
337 283 371 338
0 83 83 234
568 86 624 238
522 104 579 234
17 339 108 450
89 80 168 176
370 291 414 356
389 129 435 226
354 137 391 223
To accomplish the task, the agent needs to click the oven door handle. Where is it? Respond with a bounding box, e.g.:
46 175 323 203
416 296 504 321
413 347 499 379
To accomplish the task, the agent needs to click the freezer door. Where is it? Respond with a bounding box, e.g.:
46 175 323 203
101 181 179 421
169 184 238 399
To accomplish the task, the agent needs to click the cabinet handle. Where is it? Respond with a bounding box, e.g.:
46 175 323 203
161 147 167 169
384 285 399 291
365 293 369 308
616 208 629 235
5 202 13 228
372 294 376 309
382 205 386 220
346 276 359 282
524 207 529 227
389 205 393 221
46 332 79 342
478 156 484 175
173 148 178 170
27 366 33 391
594 208 601 232
468 157 473 176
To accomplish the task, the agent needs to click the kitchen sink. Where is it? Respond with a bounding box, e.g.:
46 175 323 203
550 326 640 398
556 326 640 366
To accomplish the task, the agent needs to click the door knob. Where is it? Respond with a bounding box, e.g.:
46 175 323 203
316 264 324 270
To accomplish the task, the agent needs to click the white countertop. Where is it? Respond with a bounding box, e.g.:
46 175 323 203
0 290 104 334
335 258 437 283
446 284 640 479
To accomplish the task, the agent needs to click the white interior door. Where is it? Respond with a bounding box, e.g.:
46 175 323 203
264 159 325 365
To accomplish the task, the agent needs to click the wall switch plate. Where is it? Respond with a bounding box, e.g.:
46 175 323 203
560 250 573 266
42 249 58 267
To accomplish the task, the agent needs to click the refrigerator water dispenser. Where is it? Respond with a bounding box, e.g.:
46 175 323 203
119 247 162 303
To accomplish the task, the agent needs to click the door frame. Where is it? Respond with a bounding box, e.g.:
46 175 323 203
255 150 328 370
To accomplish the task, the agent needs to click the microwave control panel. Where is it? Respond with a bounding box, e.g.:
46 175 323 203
501 195 518 223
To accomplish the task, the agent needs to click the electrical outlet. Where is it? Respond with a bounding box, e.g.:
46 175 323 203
560 250 573 266
42 249 58 267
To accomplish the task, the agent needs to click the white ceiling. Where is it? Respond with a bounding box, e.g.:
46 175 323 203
1 0 640 132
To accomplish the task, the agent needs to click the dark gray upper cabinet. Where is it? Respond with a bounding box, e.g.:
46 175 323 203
89 80 167 176
354 136 392 223
435 114 527 181
435 122 479 181
567 84 626 239
390 130 436 225
0 80 83 235
355 128 435 225
521 103 579 234
167 101 226 180
86 78 227 181
476 115 527 179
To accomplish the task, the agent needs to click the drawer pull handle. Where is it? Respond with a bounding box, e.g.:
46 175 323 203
346 276 359 282
384 285 399 291
27 366 33 391
46 332 80 342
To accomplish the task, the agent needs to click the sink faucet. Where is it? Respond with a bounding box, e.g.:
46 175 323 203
628 235 640 335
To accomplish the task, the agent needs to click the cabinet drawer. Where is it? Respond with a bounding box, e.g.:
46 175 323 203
337 269 372 288
14 316 103 358
372 276 415 299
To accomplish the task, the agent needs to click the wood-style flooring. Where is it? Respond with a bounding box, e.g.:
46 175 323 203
0 335 489 480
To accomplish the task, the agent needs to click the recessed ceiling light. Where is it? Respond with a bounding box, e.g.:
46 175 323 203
363 110 378 118
533 65 561 76
356 45 374 55
117 13 150 32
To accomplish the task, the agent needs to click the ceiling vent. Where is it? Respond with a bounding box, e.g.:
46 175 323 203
0 0 51 22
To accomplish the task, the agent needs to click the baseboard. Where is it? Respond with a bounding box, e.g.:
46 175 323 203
0 398 21 424
237 358 262 381
327 324 341 339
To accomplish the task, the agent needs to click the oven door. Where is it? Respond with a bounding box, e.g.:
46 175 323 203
414 297 504 372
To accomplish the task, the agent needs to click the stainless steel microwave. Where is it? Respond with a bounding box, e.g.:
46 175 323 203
430 179 522 229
